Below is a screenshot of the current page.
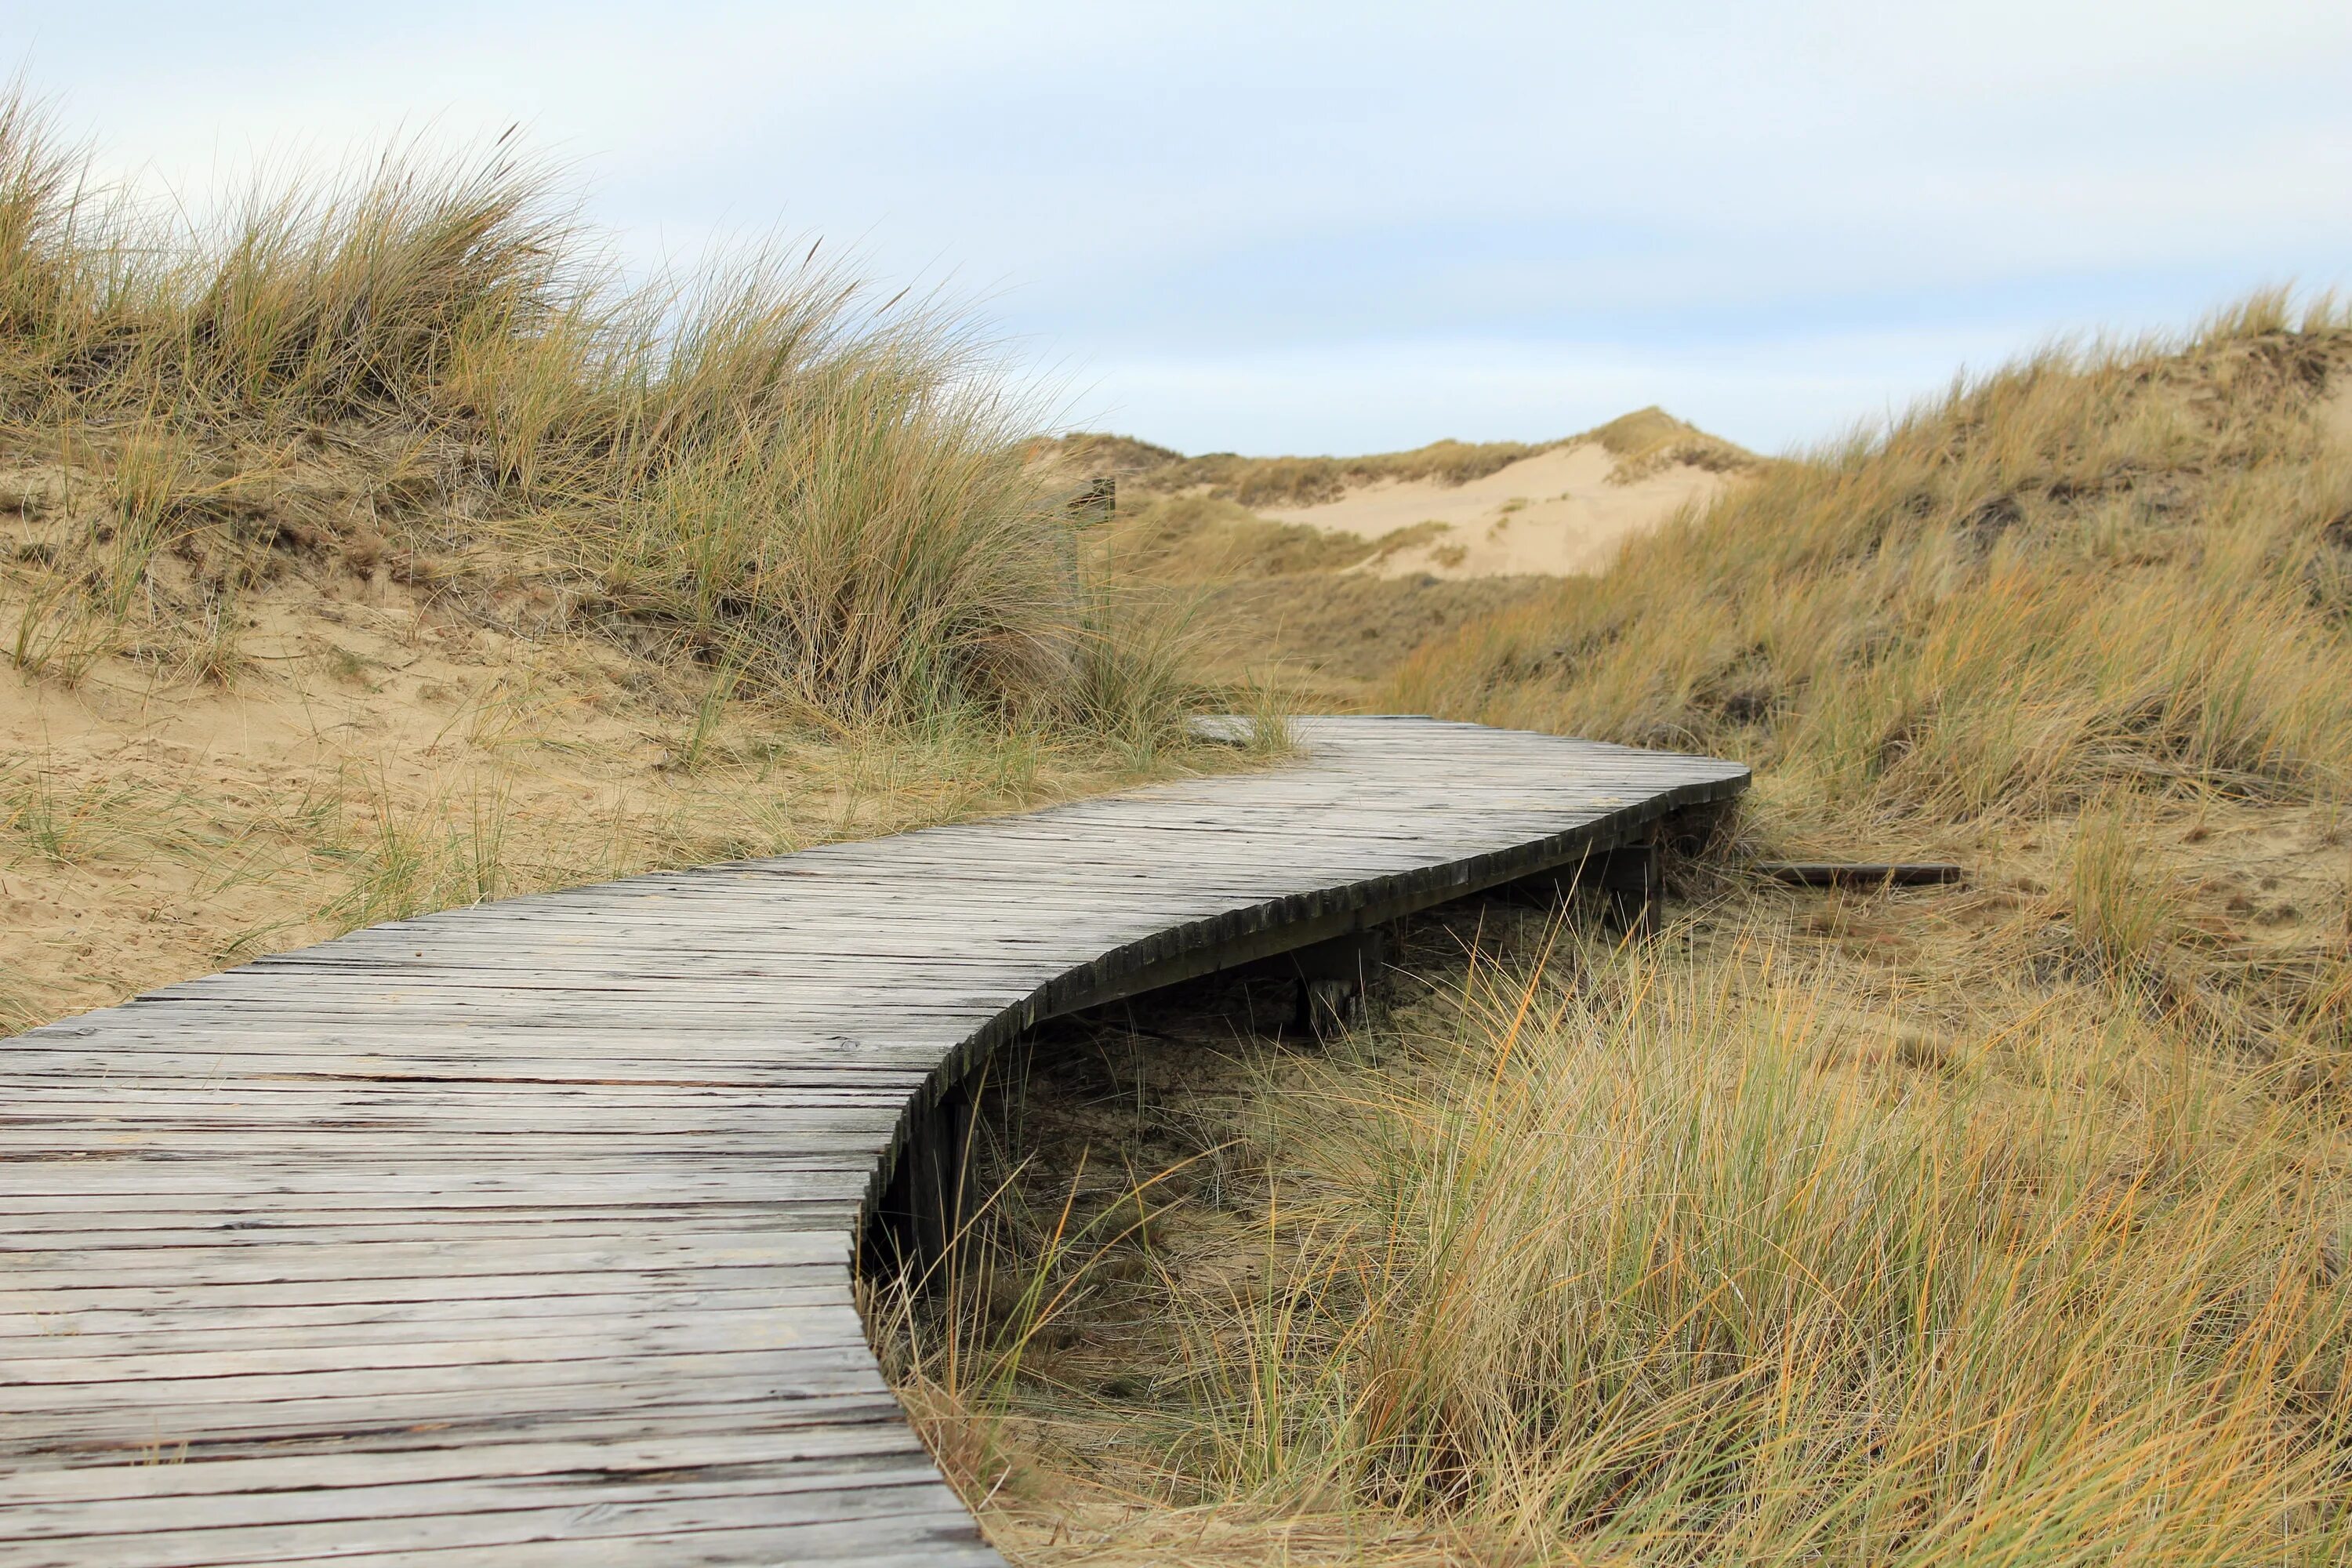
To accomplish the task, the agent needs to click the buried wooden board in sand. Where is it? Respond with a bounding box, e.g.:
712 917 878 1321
1262 437 1744 579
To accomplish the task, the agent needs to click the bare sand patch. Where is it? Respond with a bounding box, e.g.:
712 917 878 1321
2319 372 2352 446
0 568 1152 1033
1261 440 1737 578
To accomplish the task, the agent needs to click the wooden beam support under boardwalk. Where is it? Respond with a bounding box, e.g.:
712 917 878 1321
0 716 1747 1566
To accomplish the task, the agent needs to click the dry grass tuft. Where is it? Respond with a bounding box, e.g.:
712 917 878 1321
1577 404 1760 482
1043 434 1563 510
1167 933 2352 1563
1040 412 1760 514
0 90 1203 736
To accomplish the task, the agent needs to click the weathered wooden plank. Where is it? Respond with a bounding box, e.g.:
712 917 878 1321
4 1232 844 1287
0 1285 838 1345
0 1392 917 1467
0 1371 900 1455
0 1341 897 1417
0 1476 982 1567
0 1264 854 1318
0 1299 861 1366
2 1165 869 1201
0 1205 850 1241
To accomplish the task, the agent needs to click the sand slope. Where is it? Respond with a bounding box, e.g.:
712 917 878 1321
0 567 1131 1033
1263 441 1736 579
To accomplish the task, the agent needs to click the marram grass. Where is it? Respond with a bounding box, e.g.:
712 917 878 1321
1191 943 2352 1563
1392 294 2352 825
878 304 2352 1565
884 921 2352 1566
0 90 1196 739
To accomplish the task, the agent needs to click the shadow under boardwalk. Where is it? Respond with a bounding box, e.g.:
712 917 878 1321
0 717 1747 1567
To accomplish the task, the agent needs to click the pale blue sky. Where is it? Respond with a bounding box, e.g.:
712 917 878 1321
14 2 2351 456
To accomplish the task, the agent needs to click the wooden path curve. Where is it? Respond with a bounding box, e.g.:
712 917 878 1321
1 717 1747 1566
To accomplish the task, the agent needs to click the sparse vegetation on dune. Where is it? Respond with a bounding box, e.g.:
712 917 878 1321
1044 430 1561 510
1578 403 1761 482
0 89 1196 729
1045 408 1756 513
880 298 2352 1564
1078 485 1552 708
0 90 1236 1032
1036 410 1759 706
1394 296 2352 824
1131 437 1560 510
1104 492 1449 581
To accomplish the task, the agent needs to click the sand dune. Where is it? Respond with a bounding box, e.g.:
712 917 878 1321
1262 440 1736 579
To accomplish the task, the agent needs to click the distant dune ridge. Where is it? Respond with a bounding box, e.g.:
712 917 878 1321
1045 408 1759 579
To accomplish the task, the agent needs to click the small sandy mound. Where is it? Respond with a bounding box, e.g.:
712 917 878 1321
1263 441 1737 579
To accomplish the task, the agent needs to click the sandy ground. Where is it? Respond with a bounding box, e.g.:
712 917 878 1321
1261 440 1735 579
2323 376 2352 445
0 571 1139 1033
2 584 726 1028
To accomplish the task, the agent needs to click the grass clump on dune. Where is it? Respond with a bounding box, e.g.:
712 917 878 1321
1577 403 1760 481
1044 409 1758 512
1047 432 1561 510
999 928 2345 1565
1364 304 2352 1559
891 915 2352 1566
891 911 2352 1566
0 91 1192 739
1392 295 2352 820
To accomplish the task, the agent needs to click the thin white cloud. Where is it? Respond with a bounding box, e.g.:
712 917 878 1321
16 0 2352 451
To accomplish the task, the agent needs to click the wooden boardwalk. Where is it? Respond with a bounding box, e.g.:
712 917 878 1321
1 717 1746 1566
